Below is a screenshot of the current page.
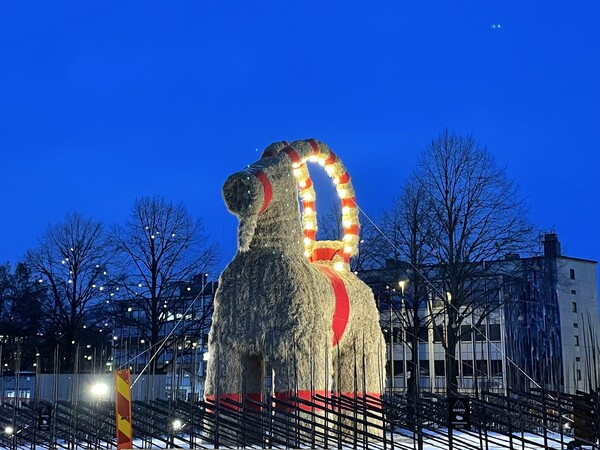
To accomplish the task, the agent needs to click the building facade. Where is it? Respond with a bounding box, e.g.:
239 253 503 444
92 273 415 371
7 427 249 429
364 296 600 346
362 234 600 395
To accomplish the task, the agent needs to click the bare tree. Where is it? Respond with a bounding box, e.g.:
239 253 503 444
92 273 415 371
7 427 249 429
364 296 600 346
380 178 438 398
415 131 534 394
26 212 113 371
112 196 218 372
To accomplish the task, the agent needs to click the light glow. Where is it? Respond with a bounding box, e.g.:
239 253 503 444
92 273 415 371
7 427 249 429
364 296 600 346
90 382 109 397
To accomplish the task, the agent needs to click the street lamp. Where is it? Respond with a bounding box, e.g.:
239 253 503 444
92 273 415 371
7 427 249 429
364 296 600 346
399 280 406 296
398 280 408 390
387 285 395 394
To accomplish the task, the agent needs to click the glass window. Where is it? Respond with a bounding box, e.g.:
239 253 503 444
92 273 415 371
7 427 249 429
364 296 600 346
490 360 503 376
489 324 501 341
462 361 474 376
434 360 445 376
460 325 472 341
475 327 487 341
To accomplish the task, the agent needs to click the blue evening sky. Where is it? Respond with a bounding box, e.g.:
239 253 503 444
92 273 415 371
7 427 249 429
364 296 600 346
1 2 599 274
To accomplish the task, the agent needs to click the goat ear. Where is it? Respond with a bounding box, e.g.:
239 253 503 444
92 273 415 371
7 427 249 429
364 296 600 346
237 213 258 252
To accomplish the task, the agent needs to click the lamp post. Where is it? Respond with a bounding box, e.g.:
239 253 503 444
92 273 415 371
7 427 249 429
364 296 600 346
387 285 395 395
398 281 407 391
90 381 108 448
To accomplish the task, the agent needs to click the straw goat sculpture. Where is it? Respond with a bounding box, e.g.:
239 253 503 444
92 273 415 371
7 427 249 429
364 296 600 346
205 139 385 419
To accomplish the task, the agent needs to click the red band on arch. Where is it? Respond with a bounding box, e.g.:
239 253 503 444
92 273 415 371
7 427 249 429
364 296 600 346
337 172 350 184
282 147 301 164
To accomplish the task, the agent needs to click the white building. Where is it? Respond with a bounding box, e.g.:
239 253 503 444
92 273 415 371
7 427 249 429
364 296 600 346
363 233 600 395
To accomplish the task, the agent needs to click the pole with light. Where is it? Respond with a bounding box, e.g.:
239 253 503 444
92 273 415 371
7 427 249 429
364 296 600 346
398 280 407 391
387 284 394 394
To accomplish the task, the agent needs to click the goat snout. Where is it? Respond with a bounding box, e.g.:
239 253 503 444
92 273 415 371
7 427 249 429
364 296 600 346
223 170 271 217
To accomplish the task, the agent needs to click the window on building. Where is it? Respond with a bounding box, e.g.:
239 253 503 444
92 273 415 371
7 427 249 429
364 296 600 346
489 324 501 341
462 361 474 376
433 325 444 343
572 302 577 313
574 322 578 328
575 335 579 346
490 360 503 376
577 369 582 381
460 325 472 341
391 360 404 375
419 360 430 375
570 269 575 279
576 357 580 362
476 360 488 377
434 360 445 376
475 327 487 341
418 326 429 342
571 289 577 295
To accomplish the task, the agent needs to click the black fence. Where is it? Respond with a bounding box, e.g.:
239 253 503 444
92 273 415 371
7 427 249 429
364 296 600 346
0 387 598 449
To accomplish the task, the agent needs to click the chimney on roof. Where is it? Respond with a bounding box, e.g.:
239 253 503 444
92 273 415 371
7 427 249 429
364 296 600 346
543 233 561 258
